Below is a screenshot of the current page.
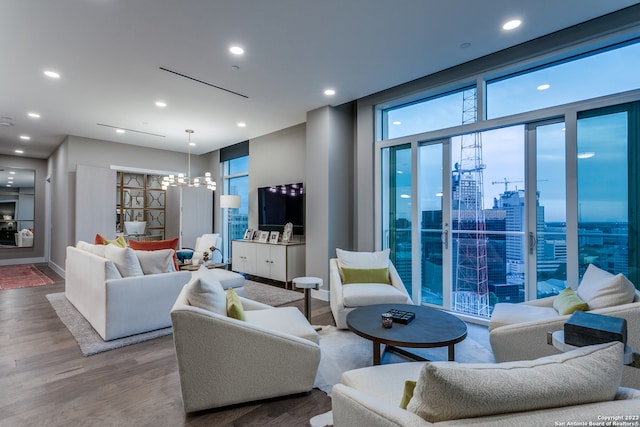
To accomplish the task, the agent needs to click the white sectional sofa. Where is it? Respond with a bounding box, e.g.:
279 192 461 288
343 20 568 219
332 342 640 426
65 242 192 341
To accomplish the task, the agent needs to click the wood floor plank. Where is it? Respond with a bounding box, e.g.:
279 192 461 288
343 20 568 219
0 265 333 427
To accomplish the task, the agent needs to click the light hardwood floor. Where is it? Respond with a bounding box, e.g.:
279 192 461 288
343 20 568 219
0 265 333 427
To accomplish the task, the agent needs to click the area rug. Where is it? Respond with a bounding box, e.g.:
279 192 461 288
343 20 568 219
46 292 172 356
243 280 303 306
0 264 55 290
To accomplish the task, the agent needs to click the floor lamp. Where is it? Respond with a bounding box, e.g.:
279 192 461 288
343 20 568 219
220 195 241 263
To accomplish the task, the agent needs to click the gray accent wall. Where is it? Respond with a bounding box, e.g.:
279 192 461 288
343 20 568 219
306 105 355 290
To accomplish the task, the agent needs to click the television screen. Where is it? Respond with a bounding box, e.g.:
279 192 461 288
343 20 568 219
258 183 304 235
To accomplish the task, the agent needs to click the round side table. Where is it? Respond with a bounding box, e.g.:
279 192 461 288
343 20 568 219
293 276 323 321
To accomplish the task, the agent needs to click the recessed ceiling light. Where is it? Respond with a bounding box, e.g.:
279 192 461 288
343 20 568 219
237 122 246 127
115 129 125 134
537 84 550 91
44 70 60 78
324 89 336 96
155 101 167 107
503 19 521 30
577 152 595 159
5 184 11 187
28 112 40 118
230 46 244 55
14 149 24 154
393 121 402 125
20 135 30 140
189 142 196 147
400 194 411 199
9 171 15 175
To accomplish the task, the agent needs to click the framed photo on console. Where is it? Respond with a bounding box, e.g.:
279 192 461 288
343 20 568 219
269 231 279 244
258 231 269 243
243 229 254 240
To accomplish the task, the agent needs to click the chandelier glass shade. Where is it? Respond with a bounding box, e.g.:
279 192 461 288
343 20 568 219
161 129 216 191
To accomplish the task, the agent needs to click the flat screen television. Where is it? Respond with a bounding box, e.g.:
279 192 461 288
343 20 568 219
258 183 304 235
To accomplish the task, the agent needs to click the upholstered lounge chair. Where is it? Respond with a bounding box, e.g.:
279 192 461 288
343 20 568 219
490 263 640 388
170 278 320 412
330 249 413 329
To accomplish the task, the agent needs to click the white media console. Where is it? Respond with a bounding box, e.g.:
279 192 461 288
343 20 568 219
231 240 305 289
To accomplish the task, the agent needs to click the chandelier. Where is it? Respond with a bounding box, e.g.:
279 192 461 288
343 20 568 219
162 129 216 191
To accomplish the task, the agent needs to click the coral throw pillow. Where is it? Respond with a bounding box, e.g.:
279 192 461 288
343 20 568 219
128 238 180 270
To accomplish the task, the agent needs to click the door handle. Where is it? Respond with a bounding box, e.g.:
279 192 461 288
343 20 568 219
442 227 449 250
529 232 536 255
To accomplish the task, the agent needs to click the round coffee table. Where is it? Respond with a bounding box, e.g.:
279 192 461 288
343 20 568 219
346 303 468 365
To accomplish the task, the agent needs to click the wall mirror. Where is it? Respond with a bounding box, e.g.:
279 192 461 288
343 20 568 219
0 167 35 248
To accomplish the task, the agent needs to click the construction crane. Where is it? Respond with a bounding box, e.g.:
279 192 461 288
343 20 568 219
491 178 523 193
491 178 549 192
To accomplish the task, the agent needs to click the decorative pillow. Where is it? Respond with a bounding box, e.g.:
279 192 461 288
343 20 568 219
128 238 180 270
577 264 636 310
76 240 106 257
134 249 177 275
407 342 624 423
399 380 417 410
341 267 390 284
553 287 589 315
96 234 127 248
103 244 144 277
186 275 226 315
336 248 390 270
226 288 246 320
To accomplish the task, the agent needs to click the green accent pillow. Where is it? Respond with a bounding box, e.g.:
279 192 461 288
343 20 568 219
341 267 390 284
553 287 589 315
399 380 417 409
226 288 246 321
103 235 127 248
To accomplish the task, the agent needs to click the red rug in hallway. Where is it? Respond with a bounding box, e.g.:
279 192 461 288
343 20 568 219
0 264 55 290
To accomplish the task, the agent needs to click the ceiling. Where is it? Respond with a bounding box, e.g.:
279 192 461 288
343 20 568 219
1 1 638 159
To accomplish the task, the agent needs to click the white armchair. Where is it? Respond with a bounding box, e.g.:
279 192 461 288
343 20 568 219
191 233 222 264
490 264 640 389
170 283 321 412
330 249 412 329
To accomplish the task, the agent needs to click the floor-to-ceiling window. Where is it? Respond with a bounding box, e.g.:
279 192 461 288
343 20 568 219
221 142 249 262
377 37 640 319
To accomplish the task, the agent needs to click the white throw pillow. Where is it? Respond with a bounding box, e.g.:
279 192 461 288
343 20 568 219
577 264 636 309
336 248 390 269
186 275 227 315
407 342 624 423
134 249 176 275
104 244 144 278
76 240 106 258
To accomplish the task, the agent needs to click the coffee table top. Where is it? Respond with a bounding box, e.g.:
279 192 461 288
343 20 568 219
346 303 467 349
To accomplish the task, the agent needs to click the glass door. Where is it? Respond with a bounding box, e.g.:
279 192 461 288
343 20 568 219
381 144 412 294
528 121 567 299
418 141 447 306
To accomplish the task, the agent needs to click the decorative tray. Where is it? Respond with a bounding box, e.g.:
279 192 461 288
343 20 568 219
386 308 415 324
